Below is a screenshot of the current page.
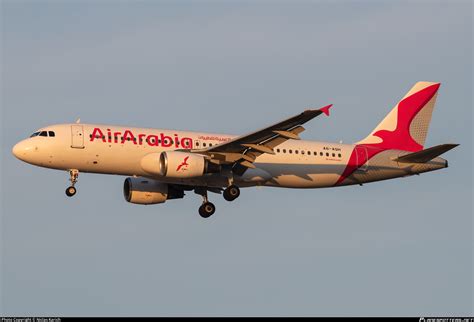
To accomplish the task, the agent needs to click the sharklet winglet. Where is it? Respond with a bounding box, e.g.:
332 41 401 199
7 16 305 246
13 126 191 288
319 104 333 116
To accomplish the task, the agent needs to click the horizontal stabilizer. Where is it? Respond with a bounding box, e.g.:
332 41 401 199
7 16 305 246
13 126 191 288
395 144 459 163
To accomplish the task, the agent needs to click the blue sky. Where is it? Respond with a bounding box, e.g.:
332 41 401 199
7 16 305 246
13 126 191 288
1 0 472 316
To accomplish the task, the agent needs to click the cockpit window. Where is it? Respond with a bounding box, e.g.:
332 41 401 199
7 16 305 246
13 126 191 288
30 130 55 138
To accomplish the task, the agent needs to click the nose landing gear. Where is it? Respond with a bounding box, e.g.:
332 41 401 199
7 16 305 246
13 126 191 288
66 186 77 197
65 169 79 197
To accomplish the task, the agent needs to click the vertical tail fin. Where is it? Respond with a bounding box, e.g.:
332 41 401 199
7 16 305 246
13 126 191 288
357 82 440 152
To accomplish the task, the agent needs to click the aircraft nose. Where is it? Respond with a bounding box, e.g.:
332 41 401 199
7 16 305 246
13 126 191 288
12 140 34 161
12 142 21 158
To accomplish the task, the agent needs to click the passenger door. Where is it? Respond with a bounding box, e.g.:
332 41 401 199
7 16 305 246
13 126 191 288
71 125 85 149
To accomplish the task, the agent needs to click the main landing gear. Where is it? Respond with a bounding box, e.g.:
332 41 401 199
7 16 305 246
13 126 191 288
195 188 216 218
199 202 216 218
65 169 79 197
223 185 240 202
195 185 241 218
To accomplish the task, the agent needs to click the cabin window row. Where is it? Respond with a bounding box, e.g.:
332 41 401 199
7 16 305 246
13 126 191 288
195 142 213 147
275 148 342 158
88 133 338 157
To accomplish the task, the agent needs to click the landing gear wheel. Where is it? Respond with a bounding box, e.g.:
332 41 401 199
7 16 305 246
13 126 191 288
66 169 79 198
223 185 240 202
66 186 77 197
199 202 216 218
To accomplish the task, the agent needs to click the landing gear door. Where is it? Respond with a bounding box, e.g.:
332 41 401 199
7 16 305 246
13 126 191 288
355 146 368 172
71 125 85 149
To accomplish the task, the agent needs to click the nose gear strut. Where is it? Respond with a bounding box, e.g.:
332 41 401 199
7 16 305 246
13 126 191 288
65 169 79 197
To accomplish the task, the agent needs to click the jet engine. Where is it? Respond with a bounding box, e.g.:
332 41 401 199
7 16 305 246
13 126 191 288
140 151 220 178
123 177 184 205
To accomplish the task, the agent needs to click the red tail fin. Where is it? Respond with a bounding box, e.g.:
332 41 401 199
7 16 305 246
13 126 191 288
358 82 440 152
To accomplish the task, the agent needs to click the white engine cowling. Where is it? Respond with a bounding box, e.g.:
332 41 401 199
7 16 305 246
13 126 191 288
141 151 220 178
123 177 184 205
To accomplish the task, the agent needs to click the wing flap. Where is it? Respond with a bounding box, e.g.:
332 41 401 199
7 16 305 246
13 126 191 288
241 143 276 155
272 130 301 140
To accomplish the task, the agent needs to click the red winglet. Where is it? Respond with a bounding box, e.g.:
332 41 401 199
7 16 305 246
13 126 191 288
319 104 333 116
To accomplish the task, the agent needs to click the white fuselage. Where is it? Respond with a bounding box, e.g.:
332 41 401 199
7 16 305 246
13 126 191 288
12 123 447 189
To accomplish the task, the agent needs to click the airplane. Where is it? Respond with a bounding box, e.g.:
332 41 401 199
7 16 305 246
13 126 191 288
12 81 458 218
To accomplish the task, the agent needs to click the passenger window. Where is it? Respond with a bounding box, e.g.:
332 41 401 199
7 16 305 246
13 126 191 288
283 149 286 153
320 152 323 156
48 131 55 137
338 153 341 157
196 142 200 147
326 152 329 156
39 131 47 137
209 143 213 147
277 149 280 153
295 150 299 154
301 151 305 155
313 151 317 156
308 151 311 155
289 149 292 154
203 143 207 147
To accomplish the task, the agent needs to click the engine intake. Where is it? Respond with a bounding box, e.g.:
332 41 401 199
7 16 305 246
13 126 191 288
123 177 184 205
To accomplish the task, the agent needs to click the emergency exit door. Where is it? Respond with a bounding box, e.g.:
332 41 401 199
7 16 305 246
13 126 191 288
71 125 85 149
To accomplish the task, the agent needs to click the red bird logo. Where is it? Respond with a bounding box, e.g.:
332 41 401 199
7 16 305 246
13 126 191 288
176 156 190 172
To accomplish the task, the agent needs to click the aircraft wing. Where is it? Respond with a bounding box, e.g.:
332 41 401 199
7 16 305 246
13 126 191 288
194 105 332 175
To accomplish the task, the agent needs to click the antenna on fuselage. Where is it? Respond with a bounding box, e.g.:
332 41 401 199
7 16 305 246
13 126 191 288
75 118 81 124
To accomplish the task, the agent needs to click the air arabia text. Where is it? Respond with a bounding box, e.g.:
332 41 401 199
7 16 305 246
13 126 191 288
90 128 194 148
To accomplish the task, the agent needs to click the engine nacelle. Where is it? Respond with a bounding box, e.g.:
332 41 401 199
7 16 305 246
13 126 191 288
160 151 205 177
140 151 220 178
123 177 184 205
